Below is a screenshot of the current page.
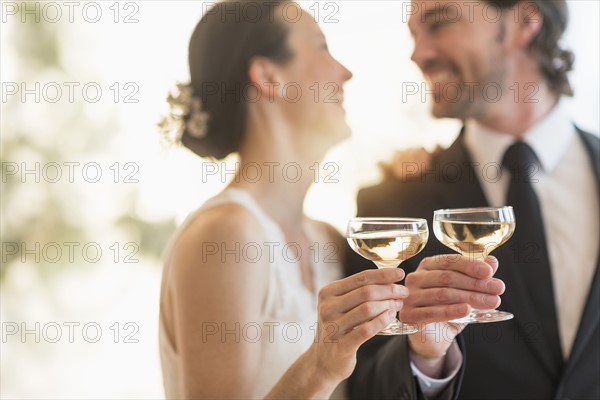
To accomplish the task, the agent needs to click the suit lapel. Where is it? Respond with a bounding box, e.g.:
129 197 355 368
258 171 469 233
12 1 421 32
440 131 563 378
560 130 600 378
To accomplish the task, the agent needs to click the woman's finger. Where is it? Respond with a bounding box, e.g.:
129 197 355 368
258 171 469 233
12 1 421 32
343 309 397 349
320 268 405 298
332 299 404 334
329 283 408 315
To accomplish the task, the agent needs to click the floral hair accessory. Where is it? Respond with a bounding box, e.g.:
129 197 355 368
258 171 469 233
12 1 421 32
158 82 210 143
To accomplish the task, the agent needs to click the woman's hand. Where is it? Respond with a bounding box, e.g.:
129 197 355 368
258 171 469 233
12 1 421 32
312 268 408 382
266 267 409 399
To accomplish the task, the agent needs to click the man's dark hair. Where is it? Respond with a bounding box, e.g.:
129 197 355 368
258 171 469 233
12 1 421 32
486 0 574 97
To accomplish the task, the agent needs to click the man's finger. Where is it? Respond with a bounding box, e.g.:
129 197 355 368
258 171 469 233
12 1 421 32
486 255 499 274
406 270 505 294
401 304 471 324
406 288 501 309
419 255 494 279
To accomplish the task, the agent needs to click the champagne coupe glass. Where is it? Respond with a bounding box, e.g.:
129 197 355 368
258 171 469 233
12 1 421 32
433 206 515 323
347 218 429 335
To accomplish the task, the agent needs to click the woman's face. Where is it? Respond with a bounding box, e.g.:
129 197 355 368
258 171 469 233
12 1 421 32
274 4 353 147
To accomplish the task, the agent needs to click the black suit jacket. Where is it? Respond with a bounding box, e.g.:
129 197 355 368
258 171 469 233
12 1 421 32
346 129 600 400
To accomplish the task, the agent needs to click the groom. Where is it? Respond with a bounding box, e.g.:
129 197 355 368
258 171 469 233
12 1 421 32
346 1 600 399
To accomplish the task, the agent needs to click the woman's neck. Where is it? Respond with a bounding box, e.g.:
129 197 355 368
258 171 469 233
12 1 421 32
230 122 330 232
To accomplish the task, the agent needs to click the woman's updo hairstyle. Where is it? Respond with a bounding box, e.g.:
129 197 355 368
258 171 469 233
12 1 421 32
179 0 294 159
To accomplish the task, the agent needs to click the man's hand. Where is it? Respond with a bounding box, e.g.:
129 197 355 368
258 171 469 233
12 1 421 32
401 255 504 367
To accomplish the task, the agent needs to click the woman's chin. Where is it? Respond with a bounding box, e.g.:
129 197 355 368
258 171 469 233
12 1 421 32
337 124 352 142
334 118 352 138
324 124 352 150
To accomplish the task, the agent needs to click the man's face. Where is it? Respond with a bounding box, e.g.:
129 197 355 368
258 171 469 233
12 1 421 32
408 1 512 120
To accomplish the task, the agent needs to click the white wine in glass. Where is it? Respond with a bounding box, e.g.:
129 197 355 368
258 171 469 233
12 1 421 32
433 207 516 323
347 218 429 335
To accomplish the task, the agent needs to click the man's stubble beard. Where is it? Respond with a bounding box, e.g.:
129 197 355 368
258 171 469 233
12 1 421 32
431 19 511 121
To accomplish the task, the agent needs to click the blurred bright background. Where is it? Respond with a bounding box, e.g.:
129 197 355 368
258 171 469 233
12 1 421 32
1 1 598 398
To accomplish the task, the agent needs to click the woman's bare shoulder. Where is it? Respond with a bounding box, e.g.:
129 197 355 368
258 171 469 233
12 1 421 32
167 202 271 287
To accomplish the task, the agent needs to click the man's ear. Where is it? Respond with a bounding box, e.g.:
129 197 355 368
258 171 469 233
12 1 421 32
248 56 282 99
514 2 543 48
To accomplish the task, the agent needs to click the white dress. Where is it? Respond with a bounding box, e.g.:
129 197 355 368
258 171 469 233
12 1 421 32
159 188 345 399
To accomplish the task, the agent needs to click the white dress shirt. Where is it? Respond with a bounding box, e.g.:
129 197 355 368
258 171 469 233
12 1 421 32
411 342 462 397
465 101 600 359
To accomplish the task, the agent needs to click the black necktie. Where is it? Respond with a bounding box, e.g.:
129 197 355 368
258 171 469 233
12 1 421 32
502 142 561 356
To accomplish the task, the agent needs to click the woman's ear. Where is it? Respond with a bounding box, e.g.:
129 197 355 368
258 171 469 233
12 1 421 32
248 56 282 101
514 2 543 48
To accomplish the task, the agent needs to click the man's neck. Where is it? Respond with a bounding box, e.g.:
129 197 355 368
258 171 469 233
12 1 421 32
475 83 560 139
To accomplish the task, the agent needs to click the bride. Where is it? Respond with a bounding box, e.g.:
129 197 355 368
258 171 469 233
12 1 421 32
158 1 408 398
